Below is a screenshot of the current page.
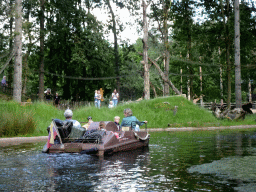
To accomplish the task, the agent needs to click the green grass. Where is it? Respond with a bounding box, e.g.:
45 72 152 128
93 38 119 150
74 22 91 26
0 96 256 137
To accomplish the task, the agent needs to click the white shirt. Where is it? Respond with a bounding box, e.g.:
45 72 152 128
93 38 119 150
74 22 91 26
112 92 119 100
108 104 114 108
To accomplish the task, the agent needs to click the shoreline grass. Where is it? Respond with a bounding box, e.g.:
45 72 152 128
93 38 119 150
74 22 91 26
0 96 255 137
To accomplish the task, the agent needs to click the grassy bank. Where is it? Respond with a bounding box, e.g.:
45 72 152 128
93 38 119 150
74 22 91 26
0 96 255 137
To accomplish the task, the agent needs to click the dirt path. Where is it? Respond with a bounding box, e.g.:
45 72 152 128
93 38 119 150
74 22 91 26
1 125 256 147
0 136 48 147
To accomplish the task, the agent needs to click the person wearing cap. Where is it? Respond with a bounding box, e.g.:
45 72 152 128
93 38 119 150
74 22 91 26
63 108 81 128
82 116 93 129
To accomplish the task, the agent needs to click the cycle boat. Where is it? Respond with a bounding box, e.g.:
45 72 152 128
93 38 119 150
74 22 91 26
42 120 150 157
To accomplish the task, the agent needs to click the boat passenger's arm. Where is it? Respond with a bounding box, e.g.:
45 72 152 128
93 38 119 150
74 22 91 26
137 120 147 126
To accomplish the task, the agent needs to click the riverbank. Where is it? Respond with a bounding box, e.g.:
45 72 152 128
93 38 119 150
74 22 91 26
1 125 256 147
1 97 256 137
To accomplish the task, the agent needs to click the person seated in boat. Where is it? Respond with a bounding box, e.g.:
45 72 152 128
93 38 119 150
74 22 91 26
99 121 106 131
82 116 93 130
83 120 105 136
114 116 120 131
63 108 81 128
120 108 147 131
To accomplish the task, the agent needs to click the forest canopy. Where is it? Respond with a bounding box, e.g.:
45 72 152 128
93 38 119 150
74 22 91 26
0 0 255 103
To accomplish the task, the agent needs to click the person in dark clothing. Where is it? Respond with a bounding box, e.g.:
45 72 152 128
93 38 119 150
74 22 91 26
54 93 60 106
45 90 51 101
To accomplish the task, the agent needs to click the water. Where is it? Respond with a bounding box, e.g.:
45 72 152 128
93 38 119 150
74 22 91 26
1 129 256 191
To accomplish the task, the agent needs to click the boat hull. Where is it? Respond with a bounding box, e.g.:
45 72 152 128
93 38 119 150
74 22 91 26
46 130 150 156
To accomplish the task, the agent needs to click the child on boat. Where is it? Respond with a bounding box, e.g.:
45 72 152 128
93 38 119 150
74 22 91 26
114 116 120 131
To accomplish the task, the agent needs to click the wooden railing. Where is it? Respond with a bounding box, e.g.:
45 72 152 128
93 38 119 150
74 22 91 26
196 101 256 110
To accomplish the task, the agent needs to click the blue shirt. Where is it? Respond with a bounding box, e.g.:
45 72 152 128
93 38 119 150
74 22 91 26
120 116 145 130
1 79 6 85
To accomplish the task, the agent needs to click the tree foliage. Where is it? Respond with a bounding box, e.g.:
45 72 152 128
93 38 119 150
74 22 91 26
0 0 255 103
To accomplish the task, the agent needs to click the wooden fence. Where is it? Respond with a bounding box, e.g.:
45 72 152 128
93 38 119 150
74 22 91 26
196 101 256 110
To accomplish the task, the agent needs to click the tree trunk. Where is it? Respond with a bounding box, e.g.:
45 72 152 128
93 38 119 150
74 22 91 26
248 79 252 103
234 0 242 108
23 7 33 96
180 68 182 93
226 0 232 109
7 0 14 88
13 0 22 102
219 47 224 101
142 0 150 100
106 0 120 94
147 55 181 95
221 0 232 109
163 1 170 96
38 0 45 101
150 81 157 97
200 66 203 106
187 35 192 100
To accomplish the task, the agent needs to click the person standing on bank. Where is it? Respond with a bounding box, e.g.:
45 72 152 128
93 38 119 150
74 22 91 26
112 89 119 107
94 90 98 107
96 90 101 109
54 93 60 107
45 89 51 101
1 76 7 92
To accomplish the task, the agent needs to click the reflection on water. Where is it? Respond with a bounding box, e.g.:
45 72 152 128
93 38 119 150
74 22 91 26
1 129 256 191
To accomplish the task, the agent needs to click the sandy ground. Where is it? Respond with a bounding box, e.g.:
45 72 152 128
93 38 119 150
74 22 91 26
1 124 256 147
0 136 48 147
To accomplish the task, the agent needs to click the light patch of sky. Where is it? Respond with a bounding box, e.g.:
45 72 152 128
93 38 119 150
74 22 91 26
92 2 143 45
91 1 208 45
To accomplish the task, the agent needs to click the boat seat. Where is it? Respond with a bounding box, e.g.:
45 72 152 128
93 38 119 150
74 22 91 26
105 122 119 132
87 121 118 132
121 127 131 131
56 121 73 139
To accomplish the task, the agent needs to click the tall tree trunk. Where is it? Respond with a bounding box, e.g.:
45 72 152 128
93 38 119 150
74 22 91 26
248 79 252 102
234 0 242 108
7 0 14 89
13 0 22 102
142 0 150 100
226 0 232 109
180 68 182 93
227 42 231 108
163 1 170 96
200 66 203 106
187 33 192 100
219 47 224 104
221 0 232 108
106 0 120 94
38 0 45 101
23 7 33 96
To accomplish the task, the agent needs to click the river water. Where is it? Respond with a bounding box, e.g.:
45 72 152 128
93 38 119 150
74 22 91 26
1 129 256 191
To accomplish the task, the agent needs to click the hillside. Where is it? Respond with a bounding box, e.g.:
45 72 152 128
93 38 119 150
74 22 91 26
0 96 256 137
